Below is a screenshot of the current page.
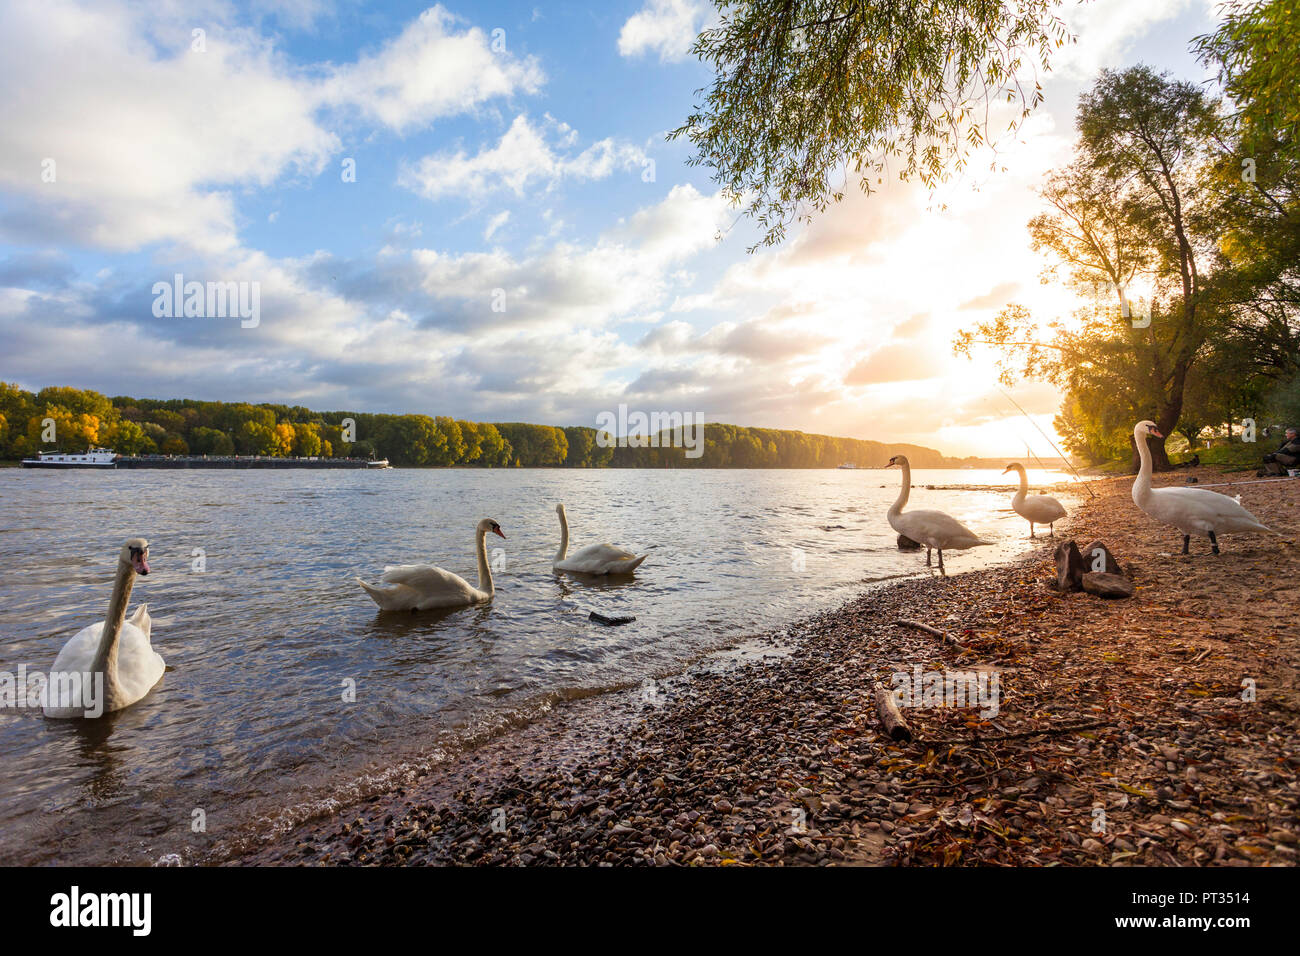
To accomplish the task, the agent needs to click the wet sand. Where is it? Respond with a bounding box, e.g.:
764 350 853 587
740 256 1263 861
222 468 1299 866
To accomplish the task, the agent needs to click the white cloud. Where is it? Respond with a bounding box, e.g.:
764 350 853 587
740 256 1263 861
1054 0 1194 78
844 342 939 386
399 114 646 201
392 186 725 331
0 2 544 256
321 6 543 133
0 182 731 415
0 186 734 423
608 183 730 260
618 0 710 62
629 109 1083 450
483 211 510 241
0 0 338 254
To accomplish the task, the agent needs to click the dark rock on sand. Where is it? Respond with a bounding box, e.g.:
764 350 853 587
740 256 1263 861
1081 571 1135 599
1081 540 1122 575
1054 540 1084 592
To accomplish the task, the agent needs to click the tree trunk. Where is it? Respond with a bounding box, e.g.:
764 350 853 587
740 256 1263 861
1130 369 1189 474
1128 432 1172 473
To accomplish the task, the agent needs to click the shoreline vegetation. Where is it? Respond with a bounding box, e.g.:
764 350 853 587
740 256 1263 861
222 466 1298 867
0 383 1066 470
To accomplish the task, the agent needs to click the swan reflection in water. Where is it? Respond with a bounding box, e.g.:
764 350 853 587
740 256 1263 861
362 602 494 640
43 708 138 810
552 567 644 591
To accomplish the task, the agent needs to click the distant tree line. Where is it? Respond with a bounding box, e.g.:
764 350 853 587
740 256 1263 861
0 384 952 468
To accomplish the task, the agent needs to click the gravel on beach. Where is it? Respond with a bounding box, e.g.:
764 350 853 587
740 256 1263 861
228 468 1300 866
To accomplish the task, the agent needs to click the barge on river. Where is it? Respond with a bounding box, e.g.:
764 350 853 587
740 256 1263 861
22 449 390 469
19 449 118 468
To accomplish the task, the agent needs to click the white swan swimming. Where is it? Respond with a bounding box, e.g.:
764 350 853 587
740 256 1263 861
886 455 992 574
1002 462 1068 537
358 518 505 611
552 504 647 575
44 538 165 719
1131 420 1271 554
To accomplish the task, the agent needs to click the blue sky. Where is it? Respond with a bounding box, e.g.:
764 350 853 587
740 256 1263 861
0 0 1219 455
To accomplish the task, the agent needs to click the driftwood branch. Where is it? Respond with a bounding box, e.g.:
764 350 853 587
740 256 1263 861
874 684 914 742
893 619 960 646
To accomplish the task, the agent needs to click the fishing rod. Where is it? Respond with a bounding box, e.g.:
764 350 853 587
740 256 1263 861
996 384 1096 498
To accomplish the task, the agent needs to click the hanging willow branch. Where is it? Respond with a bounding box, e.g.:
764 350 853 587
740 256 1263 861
669 1 1073 250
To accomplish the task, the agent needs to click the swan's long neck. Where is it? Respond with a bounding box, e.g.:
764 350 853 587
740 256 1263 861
475 528 494 596
89 558 133 702
555 507 569 562
1012 465 1028 502
889 461 911 517
1133 429 1154 503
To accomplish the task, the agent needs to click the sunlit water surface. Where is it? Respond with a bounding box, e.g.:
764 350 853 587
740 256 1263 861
0 466 1076 864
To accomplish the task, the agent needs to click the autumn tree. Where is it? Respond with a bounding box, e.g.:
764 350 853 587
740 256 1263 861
434 417 466 465
1193 3 1300 428
271 423 296 457
190 426 235 456
236 420 276 455
110 419 154 455
292 422 322 457
473 423 512 466
957 66 1223 470
562 426 596 467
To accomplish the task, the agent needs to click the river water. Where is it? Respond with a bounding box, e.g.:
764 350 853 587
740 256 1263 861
0 466 1075 864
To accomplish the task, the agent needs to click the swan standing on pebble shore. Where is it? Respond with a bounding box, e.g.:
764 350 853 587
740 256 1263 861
1130 420 1270 554
885 455 993 575
1002 462 1067 537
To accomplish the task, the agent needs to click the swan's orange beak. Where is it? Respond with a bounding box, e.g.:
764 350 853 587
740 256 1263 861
1149 427 1164 439
493 527 506 539
130 550 150 575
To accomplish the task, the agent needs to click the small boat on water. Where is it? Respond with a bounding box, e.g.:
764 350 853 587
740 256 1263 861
21 448 118 468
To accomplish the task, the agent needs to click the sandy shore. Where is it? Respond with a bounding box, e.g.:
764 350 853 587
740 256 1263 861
226 468 1299 866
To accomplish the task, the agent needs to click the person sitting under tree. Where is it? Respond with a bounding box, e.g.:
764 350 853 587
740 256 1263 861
1259 427 1300 476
